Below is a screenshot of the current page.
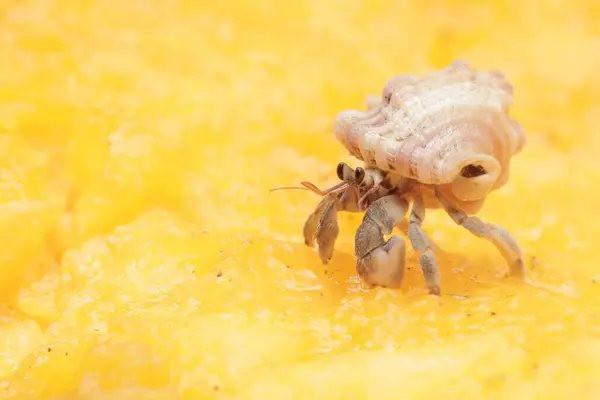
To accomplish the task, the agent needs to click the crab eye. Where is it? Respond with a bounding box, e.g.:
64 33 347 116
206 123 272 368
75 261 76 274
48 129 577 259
336 162 345 180
354 167 365 184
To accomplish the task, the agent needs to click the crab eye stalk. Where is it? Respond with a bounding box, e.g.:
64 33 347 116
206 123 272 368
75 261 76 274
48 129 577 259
354 167 365 184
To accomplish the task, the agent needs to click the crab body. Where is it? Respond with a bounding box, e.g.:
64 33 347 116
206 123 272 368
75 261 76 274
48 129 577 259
302 60 527 295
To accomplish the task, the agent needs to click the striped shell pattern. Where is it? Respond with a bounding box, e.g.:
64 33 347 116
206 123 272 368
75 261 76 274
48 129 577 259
333 60 526 203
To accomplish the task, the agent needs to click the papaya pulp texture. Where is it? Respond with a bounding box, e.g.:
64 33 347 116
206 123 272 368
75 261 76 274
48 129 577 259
1 1 599 399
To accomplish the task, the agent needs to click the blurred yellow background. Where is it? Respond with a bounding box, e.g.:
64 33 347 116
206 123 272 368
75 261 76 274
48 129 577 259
1 0 599 398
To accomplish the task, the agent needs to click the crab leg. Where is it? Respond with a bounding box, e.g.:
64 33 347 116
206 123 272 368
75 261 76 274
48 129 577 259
303 194 336 248
303 187 361 263
407 194 442 295
436 191 525 278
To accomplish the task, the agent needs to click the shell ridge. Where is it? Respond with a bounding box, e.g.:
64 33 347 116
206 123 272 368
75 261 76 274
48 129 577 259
333 60 525 189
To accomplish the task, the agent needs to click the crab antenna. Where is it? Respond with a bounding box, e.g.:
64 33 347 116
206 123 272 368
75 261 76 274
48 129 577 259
269 185 311 193
269 180 350 197
300 180 349 196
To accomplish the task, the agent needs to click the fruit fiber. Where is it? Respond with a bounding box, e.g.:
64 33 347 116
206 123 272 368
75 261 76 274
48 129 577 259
1 0 599 398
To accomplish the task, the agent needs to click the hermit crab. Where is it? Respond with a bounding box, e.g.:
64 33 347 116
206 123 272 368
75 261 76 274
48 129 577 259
282 60 527 295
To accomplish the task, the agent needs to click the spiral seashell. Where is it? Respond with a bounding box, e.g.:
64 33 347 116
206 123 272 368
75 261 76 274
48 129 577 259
334 60 526 204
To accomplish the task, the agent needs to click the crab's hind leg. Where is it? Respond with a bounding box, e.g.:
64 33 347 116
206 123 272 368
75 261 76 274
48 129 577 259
436 191 525 278
407 195 442 295
304 187 361 264
355 194 409 289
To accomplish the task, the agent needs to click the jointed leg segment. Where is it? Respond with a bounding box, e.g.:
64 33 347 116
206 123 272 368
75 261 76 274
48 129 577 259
407 195 441 295
303 183 361 264
436 191 525 277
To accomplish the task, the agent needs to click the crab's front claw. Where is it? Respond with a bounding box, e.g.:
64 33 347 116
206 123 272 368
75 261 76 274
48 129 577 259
354 194 410 288
357 235 407 288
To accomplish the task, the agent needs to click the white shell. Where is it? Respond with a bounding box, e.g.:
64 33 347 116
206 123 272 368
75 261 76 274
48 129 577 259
334 60 526 203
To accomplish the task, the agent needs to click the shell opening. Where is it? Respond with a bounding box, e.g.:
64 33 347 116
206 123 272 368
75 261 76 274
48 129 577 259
451 155 500 202
460 164 487 178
